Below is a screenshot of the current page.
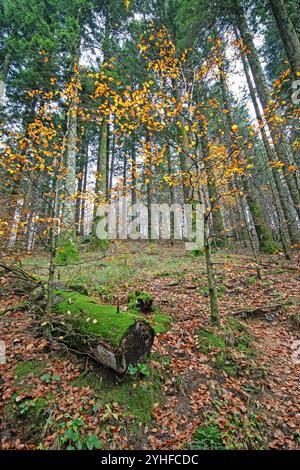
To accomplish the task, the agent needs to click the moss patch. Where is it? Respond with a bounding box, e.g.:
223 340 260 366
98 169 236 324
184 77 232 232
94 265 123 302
52 291 171 348
197 318 256 376
150 308 172 335
73 369 162 424
14 360 47 384
197 329 226 354
128 290 154 313
52 291 137 348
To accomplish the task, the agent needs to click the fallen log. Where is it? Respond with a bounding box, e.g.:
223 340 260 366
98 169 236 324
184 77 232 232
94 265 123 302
48 290 155 374
232 298 300 321
233 303 284 320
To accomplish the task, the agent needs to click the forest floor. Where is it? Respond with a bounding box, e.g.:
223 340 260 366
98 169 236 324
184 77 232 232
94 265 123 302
0 242 300 450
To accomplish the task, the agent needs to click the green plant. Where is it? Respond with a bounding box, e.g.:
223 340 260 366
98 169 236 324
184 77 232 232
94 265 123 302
55 238 79 266
128 362 150 378
246 275 257 286
14 360 47 384
58 418 85 450
40 372 61 383
86 433 102 450
191 425 225 450
16 397 48 417
222 411 267 449
197 329 226 354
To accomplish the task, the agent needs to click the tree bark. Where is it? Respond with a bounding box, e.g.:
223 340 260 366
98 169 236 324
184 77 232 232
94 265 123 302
199 119 226 246
218 54 277 253
63 87 78 230
268 0 300 79
236 28 300 245
204 215 220 326
234 0 300 219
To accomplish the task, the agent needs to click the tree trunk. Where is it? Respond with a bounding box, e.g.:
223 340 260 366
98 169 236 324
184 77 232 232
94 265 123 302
237 29 300 245
268 0 300 79
167 146 175 244
146 134 152 241
63 88 78 230
204 215 220 326
0 53 10 106
234 0 300 218
199 120 226 246
131 136 137 205
218 54 277 253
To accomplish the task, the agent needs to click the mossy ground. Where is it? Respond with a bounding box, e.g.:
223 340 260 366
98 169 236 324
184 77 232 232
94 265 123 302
5 361 55 442
198 318 256 376
72 367 162 425
14 360 47 384
8 242 299 449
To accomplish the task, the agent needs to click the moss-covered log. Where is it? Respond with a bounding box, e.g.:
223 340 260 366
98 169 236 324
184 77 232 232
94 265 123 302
50 291 155 373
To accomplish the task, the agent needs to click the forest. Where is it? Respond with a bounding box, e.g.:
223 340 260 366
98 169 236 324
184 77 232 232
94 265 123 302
0 0 300 454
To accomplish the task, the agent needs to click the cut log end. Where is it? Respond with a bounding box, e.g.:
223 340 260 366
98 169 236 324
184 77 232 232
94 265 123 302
93 320 155 374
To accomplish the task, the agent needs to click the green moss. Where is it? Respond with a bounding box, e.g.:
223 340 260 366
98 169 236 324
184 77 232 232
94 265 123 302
52 290 171 347
150 308 172 335
198 319 256 376
214 351 239 376
225 318 254 357
73 369 162 424
197 329 226 354
246 275 257 286
128 290 154 313
260 238 278 254
190 248 205 257
52 291 137 348
89 237 109 252
14 360 47 384
6 393 50 427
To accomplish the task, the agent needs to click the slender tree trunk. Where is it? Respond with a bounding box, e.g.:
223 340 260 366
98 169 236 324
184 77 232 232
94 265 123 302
123 150 127 195
145 134 152 241
109 132 116 192
80 144 89 236
237 32 299 244
75 135 88 234
167 146 175 244
0 53 10 106
131 136 137 205
199 120 226 246
204 215 220 326
218 55 277 253
63 89 78 231
268 0 300 79
234 0 300 218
